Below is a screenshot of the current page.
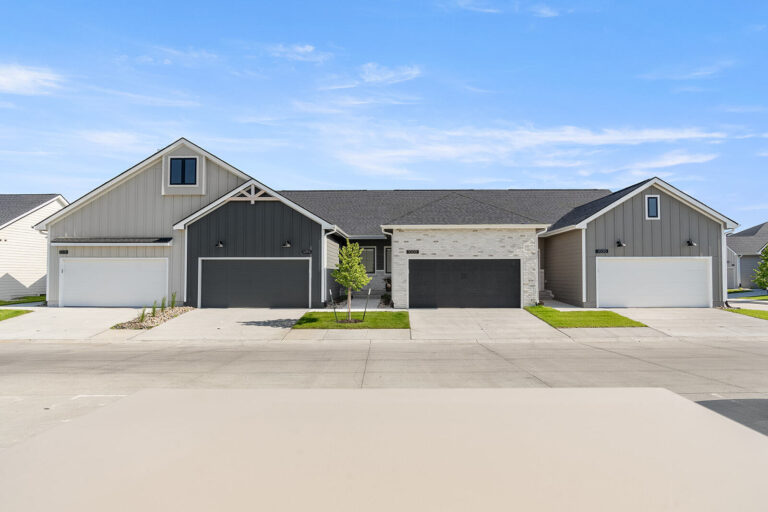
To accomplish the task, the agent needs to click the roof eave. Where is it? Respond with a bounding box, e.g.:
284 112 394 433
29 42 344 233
380 223 550 230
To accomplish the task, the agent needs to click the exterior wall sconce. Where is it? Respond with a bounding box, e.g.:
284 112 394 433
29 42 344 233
616 240 627 248
686 239 697 247
215 240 224 248
281 240 291 248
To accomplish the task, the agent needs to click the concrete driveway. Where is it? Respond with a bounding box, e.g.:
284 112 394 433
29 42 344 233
0 307 138 341
131 308 307 342
618 308 768 338
408 308 568 341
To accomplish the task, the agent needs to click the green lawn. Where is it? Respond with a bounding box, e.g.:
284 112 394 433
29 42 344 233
0 294 45 306
293 311 410 329
728 288 752 294
740 295 768 300
725 308 768 321
0 309 32 322
525 306 646 328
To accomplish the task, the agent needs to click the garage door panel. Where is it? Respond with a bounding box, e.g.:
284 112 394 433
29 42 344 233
597 257 711 308
200 259 309 308
409 259 520 308
60 258 167 307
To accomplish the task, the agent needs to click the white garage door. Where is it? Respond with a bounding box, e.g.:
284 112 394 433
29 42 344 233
60 258 168 307
596 257 711 308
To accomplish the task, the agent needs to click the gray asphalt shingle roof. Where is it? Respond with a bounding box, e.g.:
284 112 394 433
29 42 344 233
547 179 653 232
0 194 61 228
727 222 768 255
280 188 611 235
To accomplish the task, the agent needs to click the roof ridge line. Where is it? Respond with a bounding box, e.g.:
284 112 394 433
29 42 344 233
384 191 456 225
454 191 542 224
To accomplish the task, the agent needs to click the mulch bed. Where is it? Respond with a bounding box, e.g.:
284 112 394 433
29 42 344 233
112 306 194 330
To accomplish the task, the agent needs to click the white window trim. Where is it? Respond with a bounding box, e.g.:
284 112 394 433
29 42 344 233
645 194 660 220
384 246 392 274
197 257 312 308
168 156 200 187
360 246 376 275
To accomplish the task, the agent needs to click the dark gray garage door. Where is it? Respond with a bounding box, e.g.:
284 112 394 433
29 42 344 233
200 259 309 308
408 259 521 308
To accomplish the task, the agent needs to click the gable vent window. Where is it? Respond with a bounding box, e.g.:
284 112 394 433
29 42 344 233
645 195 660 220
170 158 197 185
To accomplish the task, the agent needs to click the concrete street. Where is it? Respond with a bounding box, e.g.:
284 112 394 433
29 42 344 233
1 306 768 448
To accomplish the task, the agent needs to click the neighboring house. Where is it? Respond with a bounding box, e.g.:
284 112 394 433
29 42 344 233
34 138 737 309
0 194 68 300
726 222 768 289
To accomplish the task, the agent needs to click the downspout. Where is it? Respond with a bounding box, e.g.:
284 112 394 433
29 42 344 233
723 227 734 308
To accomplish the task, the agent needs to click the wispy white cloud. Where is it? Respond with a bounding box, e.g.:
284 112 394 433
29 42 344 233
0 101 16 108
360 63 422 85
92 87 200 107
530 4 559 17
738 203 768 211
640 60 734 81
268 43 331 63
758 151 768 157
129 46 219 66
0 64 63 95
76 130 148 151
630 150 719 169
718 104 766 113
449 0 501 13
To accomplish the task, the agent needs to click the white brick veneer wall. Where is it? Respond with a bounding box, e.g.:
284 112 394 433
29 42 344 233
391 228 539 308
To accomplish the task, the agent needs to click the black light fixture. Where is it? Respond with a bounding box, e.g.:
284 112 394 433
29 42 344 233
215 240 224 248
616 239 627 248
686 239 697 247
281 240 291 248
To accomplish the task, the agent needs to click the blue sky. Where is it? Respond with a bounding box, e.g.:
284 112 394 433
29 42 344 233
1 1 767 229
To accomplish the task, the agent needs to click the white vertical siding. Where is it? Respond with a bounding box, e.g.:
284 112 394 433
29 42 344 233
46 150 246 306
0 200 65 300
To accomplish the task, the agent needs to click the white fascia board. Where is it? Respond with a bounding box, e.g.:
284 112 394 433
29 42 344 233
34 138 252 231
172 179 336 231
538 225 578 238
51 242 173 247
346 234 388 239
573 178 738 231
4 195 68 232
380 224 550 230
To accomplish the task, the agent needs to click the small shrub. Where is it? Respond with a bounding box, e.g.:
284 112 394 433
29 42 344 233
151 301 157 317
139 307 146 322
170 292 176 309
161 296 166 312
381 293 392 305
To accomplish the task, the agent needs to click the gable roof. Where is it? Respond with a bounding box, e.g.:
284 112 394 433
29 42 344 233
727 222 768 255
0 194 67 230
542 177 738 236
172 179 339 233
547 179 653 232
280 188 609 236
33 138 252 231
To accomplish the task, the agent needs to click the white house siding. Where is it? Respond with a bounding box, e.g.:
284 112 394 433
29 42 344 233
46 148 246 306
0 200 64 300
390 228 539 308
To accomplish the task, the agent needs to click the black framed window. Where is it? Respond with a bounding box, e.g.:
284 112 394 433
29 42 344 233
646 196 659 219
170 158 197 185
384 247 392 273
361 247 375 274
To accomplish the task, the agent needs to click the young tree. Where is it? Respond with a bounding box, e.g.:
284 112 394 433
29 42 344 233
753 245 768 290
331 242 372 321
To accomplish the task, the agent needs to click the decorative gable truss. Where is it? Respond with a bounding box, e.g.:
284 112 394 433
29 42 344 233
229 184 279 204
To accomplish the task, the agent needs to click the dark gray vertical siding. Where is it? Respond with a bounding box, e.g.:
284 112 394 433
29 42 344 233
739 255 760 288
186 201 323 307
585 185 724 306
347 238 390 271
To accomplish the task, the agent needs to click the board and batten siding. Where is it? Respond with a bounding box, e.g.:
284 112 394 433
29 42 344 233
326 238 339 269
185 201 324 308
46 149 246 306
584 185 725 307
0 200 65 300
540 229 582 306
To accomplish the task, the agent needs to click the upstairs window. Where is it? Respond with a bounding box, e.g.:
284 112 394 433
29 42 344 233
361 247 376 274
645 195 660 220
170 158 197 185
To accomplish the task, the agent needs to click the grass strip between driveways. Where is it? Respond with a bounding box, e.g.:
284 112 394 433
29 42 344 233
0 294 45 306
728 288 752 294
0 309 32 322
293 311 410 329
734 295 768 300
525 306 646 328
725 308 768 321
